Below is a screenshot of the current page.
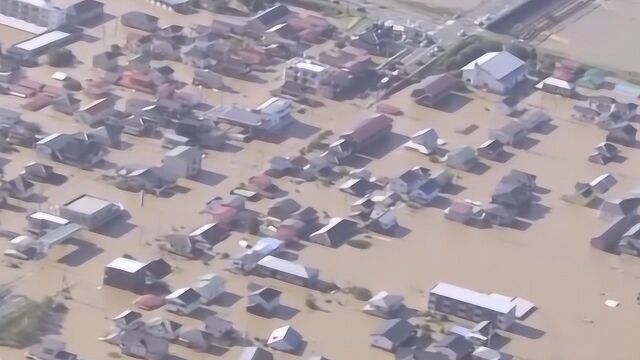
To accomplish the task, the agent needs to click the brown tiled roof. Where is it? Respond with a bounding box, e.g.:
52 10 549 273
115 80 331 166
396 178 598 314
341 114 393 145
22 93 53 111
79 98 113 115
412 73 458 99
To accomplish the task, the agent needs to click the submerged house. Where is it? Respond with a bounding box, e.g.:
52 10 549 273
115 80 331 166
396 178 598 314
589 142 619 165
165 287 201 315
363 291 405 319
370 318 415 352
339 114 393 154
114 166 177 195
483 203 516 226
192 273 226 303
606 123 637 147
255 255 319 288
35 133 107 168
461 51 527 94
477 139 504 161
446 146 479 171
488 121 528 146
389 166 430 195
267 325 303 353
119 330 170 360
411 73 458 107
405 128 440 155
491 180 532 211
247 286 282 317
308 217 359 247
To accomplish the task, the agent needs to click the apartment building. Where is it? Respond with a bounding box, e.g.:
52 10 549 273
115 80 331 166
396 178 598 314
428 282 517 329
283 58 330 94
0 0 67 29
0 0 102 30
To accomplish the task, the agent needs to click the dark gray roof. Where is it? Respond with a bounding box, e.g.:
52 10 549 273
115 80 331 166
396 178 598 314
497 121 527 137
504 169 537 186
172 288 201 303
204 315 232 333
434 334 474 357
478 139 503 152
114 309 142 324
268 198 302 219
251 287 282 302
155 65 175 76
520 110 550 126
371 318 415 344
414 178 439 195
314 218 359 244
183 46 208 59
609 122 637 135
70 0 104 14
398 167 430 186
218 107 263 127
595 142 618 157
501 96 519 107
122 11 157 21
573 105 599 117
484 203 516 217
253 4 291 27
239 346 273 360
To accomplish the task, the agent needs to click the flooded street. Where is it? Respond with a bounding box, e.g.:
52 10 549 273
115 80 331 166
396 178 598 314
0 1 639 360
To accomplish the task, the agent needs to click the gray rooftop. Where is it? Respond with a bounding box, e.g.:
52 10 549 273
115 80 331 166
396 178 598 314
218 107 263 127
371 318 414 344
430 282 515 314
63 194 116 215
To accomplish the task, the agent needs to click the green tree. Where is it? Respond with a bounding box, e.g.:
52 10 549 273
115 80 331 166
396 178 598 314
110 44 122 55
505 41 531 60
63 78 82 91
457 44 485 64
47 48 75 67
481 39 503 52
444 56 463 71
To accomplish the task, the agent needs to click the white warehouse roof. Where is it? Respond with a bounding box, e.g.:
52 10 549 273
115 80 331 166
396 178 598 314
462 51 526 80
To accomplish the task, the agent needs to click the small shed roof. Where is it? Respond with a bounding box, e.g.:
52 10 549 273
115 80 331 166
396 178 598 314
258 255 318 279
63 194 115 215
106 257 147 273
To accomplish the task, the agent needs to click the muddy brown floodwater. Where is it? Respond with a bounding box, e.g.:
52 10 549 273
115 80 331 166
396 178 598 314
0 1 639 360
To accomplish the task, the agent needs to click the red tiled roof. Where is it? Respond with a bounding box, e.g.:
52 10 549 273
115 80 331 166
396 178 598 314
15 79 45 91
210 205 238 224
22 93 53 111
7 84 36 98
41 85 66 97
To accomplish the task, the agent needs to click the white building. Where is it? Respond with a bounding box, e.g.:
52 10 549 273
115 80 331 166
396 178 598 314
284 58 329 93
255 97 292 130
165 288 202 315
0 0 67 29
428 282 517 329
461 51 527 94
192 273 226 303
